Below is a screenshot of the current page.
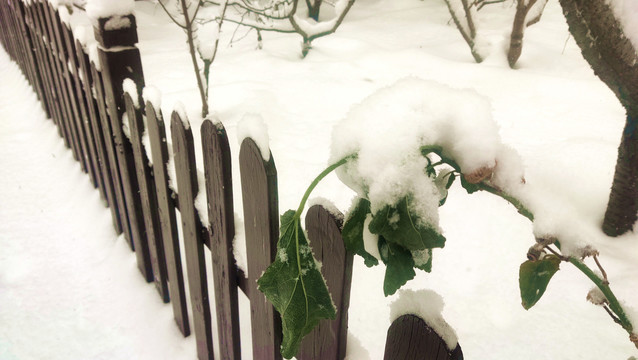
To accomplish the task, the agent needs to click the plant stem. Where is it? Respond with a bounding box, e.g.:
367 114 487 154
295 154 354 216
477 182 534 221
568 257 633 333
478 181 634 336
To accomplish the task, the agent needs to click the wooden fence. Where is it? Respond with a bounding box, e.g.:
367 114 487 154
0 1 463 359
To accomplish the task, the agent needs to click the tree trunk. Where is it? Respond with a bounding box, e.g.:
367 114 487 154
507 0 537 68
558 0 638 236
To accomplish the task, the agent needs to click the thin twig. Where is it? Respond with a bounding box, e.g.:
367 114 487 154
603 305 623 325
593 254 608 283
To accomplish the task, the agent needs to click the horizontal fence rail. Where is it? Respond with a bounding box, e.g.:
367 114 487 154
0 1 463 359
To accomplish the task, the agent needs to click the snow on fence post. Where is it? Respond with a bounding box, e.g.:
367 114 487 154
298 204 353 360
239 138 283 360
201 120 242 360
384 315 464 360
123 92 170 302
171 111 215 360
93 10 154 281
145 102 190 337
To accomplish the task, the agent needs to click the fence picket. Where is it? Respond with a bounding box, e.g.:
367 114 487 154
171 112 215 360
75 40 121 231
95 17 153 280
239 138 282 360
146 103 190 336
201 120 241 360
384 314 463 360
124 93 170 302
298 204 353 360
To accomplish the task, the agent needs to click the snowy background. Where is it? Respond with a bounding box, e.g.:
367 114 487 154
2 0 638 359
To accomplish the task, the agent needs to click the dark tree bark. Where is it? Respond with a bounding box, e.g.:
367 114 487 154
558 0 638 236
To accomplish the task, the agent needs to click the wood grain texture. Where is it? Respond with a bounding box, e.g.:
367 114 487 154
201 120 241 359
298 204 352 360
384 315 463 360
239 138 282 360
171 112 214 360
124 93 170 302
75 39 122 233
146 103 190 336
97 30 152 280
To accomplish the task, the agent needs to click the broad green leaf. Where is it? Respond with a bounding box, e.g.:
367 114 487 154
257 210 336 359
342 197 378 267
519 255 561 310
435 170 455 206
378 238 416 296
368 195 446 251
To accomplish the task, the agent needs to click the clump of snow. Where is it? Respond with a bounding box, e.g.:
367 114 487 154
194 170 209 226
307 197 344 221
122 78 139 108
362 214 381 261
232 213 247 274
330 77 507 231
121 112 131 140
48 0 72 8
86 0 135 20
88 43 101 71
173 102 190 130
142 85 162 112
389 289 459 350
237 113 271 161
104 15 132 31
73 25 91 47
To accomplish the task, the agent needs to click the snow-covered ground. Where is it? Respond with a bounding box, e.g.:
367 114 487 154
2 0 638 359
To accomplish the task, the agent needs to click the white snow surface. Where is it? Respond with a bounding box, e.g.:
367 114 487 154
3 0 638 359
389 289 459 350
86 0 135 20
122 78 139 108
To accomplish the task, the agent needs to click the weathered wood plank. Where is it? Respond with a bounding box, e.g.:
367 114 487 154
75 40 122 233
171 112 214 360
298 204 352 360
91 62 129 237
201 119 241 360
239 138 282 360
95 19 153 280
384 315 463 360
146 102 190 336
124 92 170 302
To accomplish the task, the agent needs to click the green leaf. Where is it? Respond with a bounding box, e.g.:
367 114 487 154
342 197 378 267
519 255 561 310
368 195 446 251
257 210 336 359
378 239 416 296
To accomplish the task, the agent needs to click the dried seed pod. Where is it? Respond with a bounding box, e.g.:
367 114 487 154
580 245 600 259
463 165 495 184
535 236 557 247
630 333 638 349
527 245 544 261
586 287 608 306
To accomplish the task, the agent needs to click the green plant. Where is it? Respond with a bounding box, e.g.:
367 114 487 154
258 142 638 358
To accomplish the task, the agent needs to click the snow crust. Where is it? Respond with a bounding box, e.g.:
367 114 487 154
307 197 343 221
104 15 132 31
86 0 135 20
237 113 271 161
389 289 459 350
88 43 101 71
173 102 190 130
